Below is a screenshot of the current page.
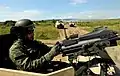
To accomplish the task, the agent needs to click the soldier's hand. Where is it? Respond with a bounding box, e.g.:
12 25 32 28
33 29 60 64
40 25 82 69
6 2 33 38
48 41 63 57
54 41 63 54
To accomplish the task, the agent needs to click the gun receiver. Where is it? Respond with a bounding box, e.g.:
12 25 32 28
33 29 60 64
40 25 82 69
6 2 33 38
57 26 120 76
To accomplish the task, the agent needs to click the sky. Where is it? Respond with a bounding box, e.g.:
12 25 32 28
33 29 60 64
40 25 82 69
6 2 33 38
0 0 120 21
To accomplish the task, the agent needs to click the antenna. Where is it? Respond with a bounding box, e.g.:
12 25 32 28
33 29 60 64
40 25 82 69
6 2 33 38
55 21 69 40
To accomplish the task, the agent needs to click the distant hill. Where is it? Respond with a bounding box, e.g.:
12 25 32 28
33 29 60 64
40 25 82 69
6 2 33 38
1 18 120 23
61 18 107 22
43 18 109 22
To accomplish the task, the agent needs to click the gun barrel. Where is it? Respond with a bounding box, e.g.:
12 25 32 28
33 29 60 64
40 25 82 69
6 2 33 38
61 36 120 56
62 38 101 50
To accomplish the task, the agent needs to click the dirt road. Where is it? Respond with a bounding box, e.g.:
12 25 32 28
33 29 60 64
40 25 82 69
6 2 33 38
58 25 88 40
41 25 89 63
52 25 89 63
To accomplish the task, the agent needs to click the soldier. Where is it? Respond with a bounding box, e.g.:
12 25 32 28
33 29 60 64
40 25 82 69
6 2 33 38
9 19 62 72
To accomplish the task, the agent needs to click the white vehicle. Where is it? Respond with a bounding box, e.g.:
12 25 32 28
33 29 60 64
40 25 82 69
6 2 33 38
55 21 60 28
69 22 76 27
55 21 64 29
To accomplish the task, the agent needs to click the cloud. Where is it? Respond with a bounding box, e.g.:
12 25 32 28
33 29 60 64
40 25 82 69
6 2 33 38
0 5 120 21
77 10 120 19
0 5 10 11
50 10 120 19
70 0 88 5
0 5 43 21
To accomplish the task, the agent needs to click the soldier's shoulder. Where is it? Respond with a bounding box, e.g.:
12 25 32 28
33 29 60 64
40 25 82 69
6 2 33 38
33 40 42 44
10 39 23 50
13 39 23 45
33 40 48 47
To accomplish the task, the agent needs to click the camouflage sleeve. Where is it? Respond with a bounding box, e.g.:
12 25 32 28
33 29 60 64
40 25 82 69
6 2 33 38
9 42 58 71
35 40 52 55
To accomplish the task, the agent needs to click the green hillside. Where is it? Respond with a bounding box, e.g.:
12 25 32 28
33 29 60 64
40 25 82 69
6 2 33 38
0 19 120 40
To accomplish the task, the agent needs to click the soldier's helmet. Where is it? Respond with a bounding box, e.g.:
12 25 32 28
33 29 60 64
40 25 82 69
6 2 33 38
10 19 35 39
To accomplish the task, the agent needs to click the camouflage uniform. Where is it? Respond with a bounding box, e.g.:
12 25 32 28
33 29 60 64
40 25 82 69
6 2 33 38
9 39 59 72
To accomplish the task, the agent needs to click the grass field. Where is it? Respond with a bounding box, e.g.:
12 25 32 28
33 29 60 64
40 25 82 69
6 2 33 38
1 19 120 40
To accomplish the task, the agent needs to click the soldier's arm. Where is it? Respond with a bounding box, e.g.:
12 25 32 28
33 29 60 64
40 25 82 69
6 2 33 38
9 44 59 71
36 40 52 55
